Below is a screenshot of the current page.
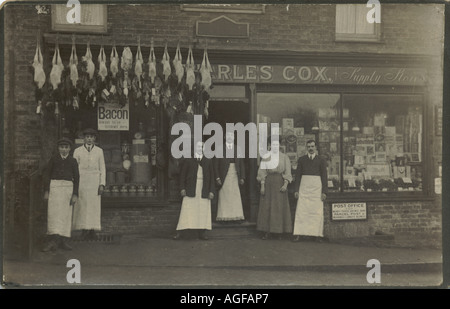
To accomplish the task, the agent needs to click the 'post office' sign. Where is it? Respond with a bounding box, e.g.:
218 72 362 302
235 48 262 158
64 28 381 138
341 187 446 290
332 203 367 220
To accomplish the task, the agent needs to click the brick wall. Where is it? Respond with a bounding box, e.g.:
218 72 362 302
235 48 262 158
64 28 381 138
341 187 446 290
101 203 180 235
3 4 444 248
323 200 442 248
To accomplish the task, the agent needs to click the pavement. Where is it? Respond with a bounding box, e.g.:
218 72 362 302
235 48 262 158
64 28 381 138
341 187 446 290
1 223 444 288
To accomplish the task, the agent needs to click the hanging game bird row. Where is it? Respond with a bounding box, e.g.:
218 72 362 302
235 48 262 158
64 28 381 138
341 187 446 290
32 38 213 119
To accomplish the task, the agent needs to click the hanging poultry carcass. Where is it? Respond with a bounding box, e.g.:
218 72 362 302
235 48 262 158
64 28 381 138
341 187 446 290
69 40 79 87
148 41 157 84
33 37 46 114
32 39 45 90
121 46 133 72
98 45 108 82
161 44 171 82
173 43 184 84
110 45 119 78
200 48 212 91
185 46 195 91
135 40 144 89
49 44 64 90
84 42 95 79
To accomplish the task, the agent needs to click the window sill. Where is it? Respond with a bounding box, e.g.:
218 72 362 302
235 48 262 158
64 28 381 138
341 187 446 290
335 34 383 44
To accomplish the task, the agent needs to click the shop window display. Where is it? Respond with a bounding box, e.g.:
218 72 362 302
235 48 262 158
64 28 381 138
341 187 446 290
343 94 423 192
257 92 423 194
257 93 341 193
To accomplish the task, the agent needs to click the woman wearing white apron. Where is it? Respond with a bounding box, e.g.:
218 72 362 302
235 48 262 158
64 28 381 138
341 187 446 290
174 141 216 240
214 130 245 222
42 137 79 252
72 128 106 241
293 140 328 242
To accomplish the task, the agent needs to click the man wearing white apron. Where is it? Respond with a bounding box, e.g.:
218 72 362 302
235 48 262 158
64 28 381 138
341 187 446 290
72 128 106 241
293 140 328 242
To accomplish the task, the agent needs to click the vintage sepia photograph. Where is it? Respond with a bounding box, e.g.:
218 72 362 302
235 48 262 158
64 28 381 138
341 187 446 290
1 0 446 291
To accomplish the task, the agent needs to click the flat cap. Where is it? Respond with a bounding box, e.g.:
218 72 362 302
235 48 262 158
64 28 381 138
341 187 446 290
82 128 98 136
57 137 73 147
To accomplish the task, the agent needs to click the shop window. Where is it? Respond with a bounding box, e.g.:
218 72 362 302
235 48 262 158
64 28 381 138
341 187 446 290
257 93 342 193
68 103 160 197
342 94 423 193
257 92 424 195
335 4 380 42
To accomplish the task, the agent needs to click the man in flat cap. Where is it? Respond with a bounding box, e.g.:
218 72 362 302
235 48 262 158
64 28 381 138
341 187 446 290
72 128 106 241
42 137 79 252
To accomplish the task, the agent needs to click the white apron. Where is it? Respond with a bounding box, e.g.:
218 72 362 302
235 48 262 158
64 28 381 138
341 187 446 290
72 171 102 230
293 175 324 236
216 163 245 221
176 166 212 230
47 180 73 237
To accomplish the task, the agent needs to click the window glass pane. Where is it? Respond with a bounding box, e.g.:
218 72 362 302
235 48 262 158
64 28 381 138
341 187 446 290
257 93 341 193
355 5 376 34
342 94 423 193
336 4 356 34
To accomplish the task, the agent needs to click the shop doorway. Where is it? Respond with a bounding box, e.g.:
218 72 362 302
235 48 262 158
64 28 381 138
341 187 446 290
206 100 251 222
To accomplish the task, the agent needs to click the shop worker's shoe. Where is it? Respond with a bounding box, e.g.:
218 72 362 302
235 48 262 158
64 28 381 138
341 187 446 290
292 235 301 242
88 229 98 241
261 232 271 240
59 237 73 251
80 230 89 241
42 235 58 252
198 230 209 240
173 232 182 240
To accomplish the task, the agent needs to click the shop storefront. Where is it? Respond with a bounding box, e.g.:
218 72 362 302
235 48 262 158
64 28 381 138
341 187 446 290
3 3 443 251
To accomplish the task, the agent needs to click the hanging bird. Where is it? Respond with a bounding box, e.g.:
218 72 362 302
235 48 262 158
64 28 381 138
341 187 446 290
32 39 45 89
135 40 143 89
49 45 64 90
148 40 157 84
185 46 195 91
121 47 133 72
69 41 78 87
84 42 95 79
173 43 184 84
110 45 119 78
161 43 171 82
200 48 212 91
98 45 108 81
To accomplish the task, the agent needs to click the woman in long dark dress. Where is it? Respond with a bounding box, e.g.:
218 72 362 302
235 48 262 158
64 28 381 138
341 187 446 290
256 139 293 239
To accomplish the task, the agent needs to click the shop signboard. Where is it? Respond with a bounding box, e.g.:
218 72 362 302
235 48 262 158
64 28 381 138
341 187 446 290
211 65 426 86
98 102 130 131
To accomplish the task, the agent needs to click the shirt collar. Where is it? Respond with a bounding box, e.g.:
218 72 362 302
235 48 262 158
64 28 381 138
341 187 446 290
60 154 69 160
85 144 94 151
195 153 203 160
309 153 316 160
226 142 233 150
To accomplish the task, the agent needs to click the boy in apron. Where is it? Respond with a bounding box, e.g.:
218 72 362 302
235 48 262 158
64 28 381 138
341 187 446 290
42 137 79 252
